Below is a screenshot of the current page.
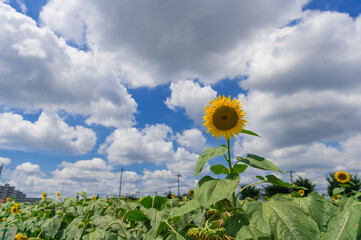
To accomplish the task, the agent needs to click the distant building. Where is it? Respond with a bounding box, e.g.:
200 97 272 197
0 184 41 203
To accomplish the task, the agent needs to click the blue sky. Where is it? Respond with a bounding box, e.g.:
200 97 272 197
1 0 361 197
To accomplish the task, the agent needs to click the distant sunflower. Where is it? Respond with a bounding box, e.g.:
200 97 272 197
188 189 194 196
171 193 175 199
6 197 10 203
335 171 350 183
10 206 18 214
203 95 247 140
56 192 60 199
298 189 305 196
332 195 340 201
92 195 96 200
42 192 46 199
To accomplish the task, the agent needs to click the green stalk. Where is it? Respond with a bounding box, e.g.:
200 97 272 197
226 139 238 207
105 221 128 240
236 181 264 199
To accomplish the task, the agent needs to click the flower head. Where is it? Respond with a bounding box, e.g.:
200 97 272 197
11 206 18 214
188 189 194 196
332 195 340 201
56 192 60 198
203 95 247 140
298 189 305 196
15 233 29 240
42 192 46 199
92 195 96 200
335 171 350 183
171 193 175 199
6 197 10 203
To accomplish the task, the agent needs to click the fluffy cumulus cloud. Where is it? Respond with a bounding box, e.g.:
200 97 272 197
0 156 11 164
39 0 307 87
0 112 96 154
165 80 217 125
0 3 137 128
98 124 174 165
176 129 207 152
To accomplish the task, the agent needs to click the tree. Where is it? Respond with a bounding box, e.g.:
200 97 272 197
292 176 316 196
239 184 261 200
263 184 291 197
326 172 361 196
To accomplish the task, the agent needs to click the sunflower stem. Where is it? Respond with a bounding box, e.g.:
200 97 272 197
227 139 238 207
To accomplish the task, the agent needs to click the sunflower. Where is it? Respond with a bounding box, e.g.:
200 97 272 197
332 195 340 201
188 189 194 196
298 189 305 196
56 192 60 198
92 195 96 200
10 206 18 214
335 171 350 183
171 193 175 199
15 233 29 240
203 95 247 140
42 192 46 199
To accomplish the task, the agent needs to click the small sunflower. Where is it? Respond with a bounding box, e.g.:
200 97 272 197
298 189 305 196
171 193 175 199
188 189 194 196
6 197 10 202
10 206 18 214
332 195 340 201
42 192 46 199
92 195 96 200
335 171 350 183
56 192 60 198
15 233 29 240
203 95 247 140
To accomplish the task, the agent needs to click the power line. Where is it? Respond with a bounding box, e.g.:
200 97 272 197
286 170 296 184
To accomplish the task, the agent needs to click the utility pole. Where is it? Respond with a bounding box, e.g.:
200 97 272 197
286 170 296 184
0 164 3 177
118 167 124 198
175 172 182 198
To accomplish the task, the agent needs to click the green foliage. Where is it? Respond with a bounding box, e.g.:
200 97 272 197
292 176 316 196
326 172 361 196
238 184 261 200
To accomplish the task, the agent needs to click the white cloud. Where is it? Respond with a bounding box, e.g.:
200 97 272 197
0 156 11 165
176 129 206 152
39 0 307 87
165 80 217 125
98 124 174 165
0 3 137 128
166 147 199 176
0 112 96 154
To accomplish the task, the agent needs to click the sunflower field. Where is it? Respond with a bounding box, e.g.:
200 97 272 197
1 95 360 239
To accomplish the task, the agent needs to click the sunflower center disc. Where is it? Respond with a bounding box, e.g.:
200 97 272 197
212 106 238 131
339 174 346 180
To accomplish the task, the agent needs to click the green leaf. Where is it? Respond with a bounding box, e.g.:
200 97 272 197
338 183 350 188
91 215 116 228
265 175 296 188
172 200 201 217
293 191 330 232
83 229 106 240
256 175 265 181
333 187 345 195
140 196 168 210
165 232 186 240
223 212 249 238
194 145 227 177
323 202 361 240
210 164 229 175
242 129 261 137
233 164 248 174
242 201 271 238
62 217 83 240
238 154 283 173
194 174 240 207
77 191 88 199
264 200 320 240
124 210 149 222
41 215 62 239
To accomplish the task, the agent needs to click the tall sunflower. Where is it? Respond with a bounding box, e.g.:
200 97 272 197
335 171 350 183
203 95 247 140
